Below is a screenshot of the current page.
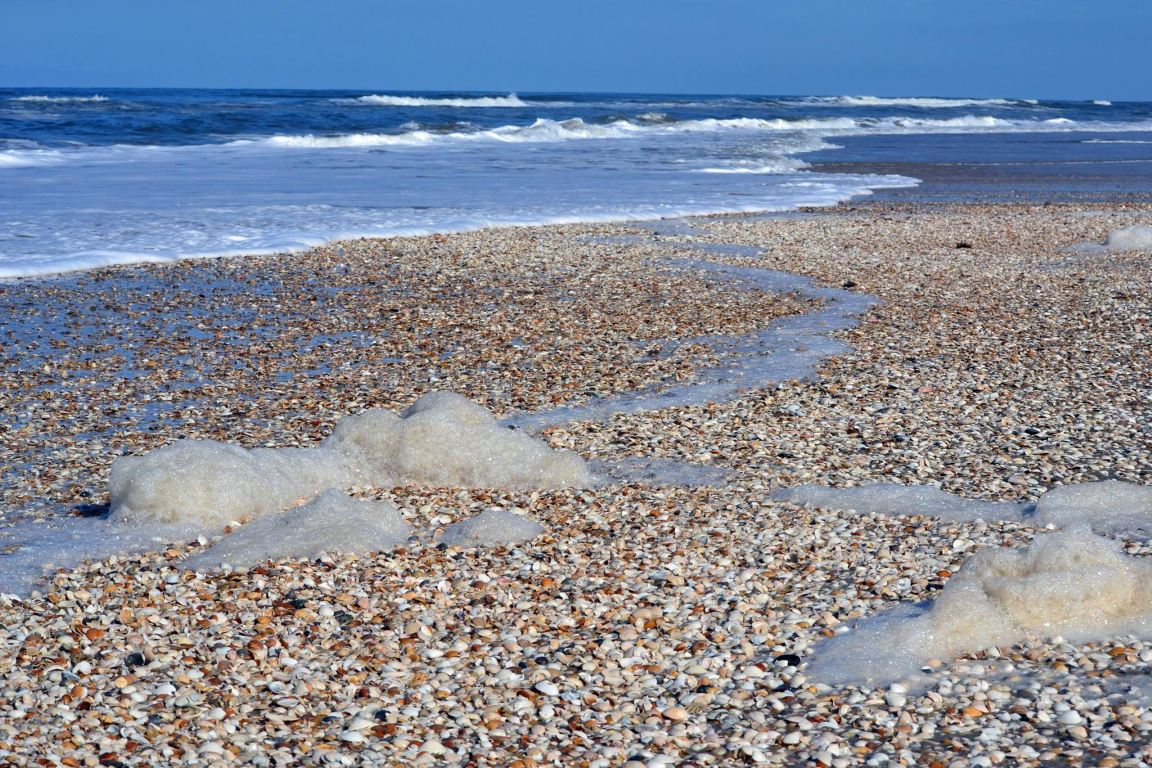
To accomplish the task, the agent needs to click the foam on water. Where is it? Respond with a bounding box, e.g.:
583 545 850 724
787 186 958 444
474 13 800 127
179 490 412 572
508 258 875 431
0 517 204 597
774 480 1152 537
110 391 591 528
810 524 1152 686
439 509 545 548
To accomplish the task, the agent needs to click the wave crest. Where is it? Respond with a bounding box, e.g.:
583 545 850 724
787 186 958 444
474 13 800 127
11 95 109 104
351 93 528 108
793 95 1019 108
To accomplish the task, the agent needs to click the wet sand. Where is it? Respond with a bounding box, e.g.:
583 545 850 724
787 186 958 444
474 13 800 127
1 202 1151 766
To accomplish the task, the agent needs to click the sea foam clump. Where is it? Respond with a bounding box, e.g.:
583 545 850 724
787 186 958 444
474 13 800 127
1104 225 1152 251
326 391 591 490
810 525 1152 685
179 490 412 572
109 442 348 527
110 391 590 527
439 509 545 548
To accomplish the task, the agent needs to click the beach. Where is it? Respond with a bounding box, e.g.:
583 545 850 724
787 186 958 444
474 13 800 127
2 201 1151 765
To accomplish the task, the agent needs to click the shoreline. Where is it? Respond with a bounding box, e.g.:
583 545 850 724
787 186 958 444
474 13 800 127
2 201 1152 765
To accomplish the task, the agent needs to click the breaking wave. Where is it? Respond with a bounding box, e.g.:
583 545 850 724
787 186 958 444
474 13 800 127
791 95 1022 108
350 93 528 108
249 114 1152 152
11 95 109 104
0 149 66 168
1083 139 1152 144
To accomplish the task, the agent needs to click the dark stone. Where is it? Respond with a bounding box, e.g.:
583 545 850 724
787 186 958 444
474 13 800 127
124 651 147 668
775 653 802 667
956 242 973 249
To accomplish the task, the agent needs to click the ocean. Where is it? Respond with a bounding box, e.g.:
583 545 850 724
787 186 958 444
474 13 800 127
2 88 1151 278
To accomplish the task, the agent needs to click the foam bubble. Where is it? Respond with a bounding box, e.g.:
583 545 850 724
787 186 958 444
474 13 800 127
179 490 412 571
810 525 1152 685
439 509 545 548
109 391 591 527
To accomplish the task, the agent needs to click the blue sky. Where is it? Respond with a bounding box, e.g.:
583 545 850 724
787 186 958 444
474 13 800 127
3 0 1149 99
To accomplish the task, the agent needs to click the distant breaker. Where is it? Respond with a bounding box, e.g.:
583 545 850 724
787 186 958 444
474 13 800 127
348 93 528 108
10 94 109 103
786 95 1034 108
235 113 1152 154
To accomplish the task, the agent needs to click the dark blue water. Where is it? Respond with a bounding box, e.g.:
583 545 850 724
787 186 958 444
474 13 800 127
2 89 1150 277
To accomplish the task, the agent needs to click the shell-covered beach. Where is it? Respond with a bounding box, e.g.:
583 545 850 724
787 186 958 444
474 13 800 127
2 202 1152 766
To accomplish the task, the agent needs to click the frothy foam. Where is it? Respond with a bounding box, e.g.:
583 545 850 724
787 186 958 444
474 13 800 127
179 490 413 572
0 149 66 168
110 391 591 528
696 161 809 174
775 480 1152 684
810 525 1152 686
439 509 545 548
1104 224 1152 251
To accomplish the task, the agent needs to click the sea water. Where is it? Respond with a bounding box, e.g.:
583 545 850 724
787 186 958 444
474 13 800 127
4 89 1152 277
